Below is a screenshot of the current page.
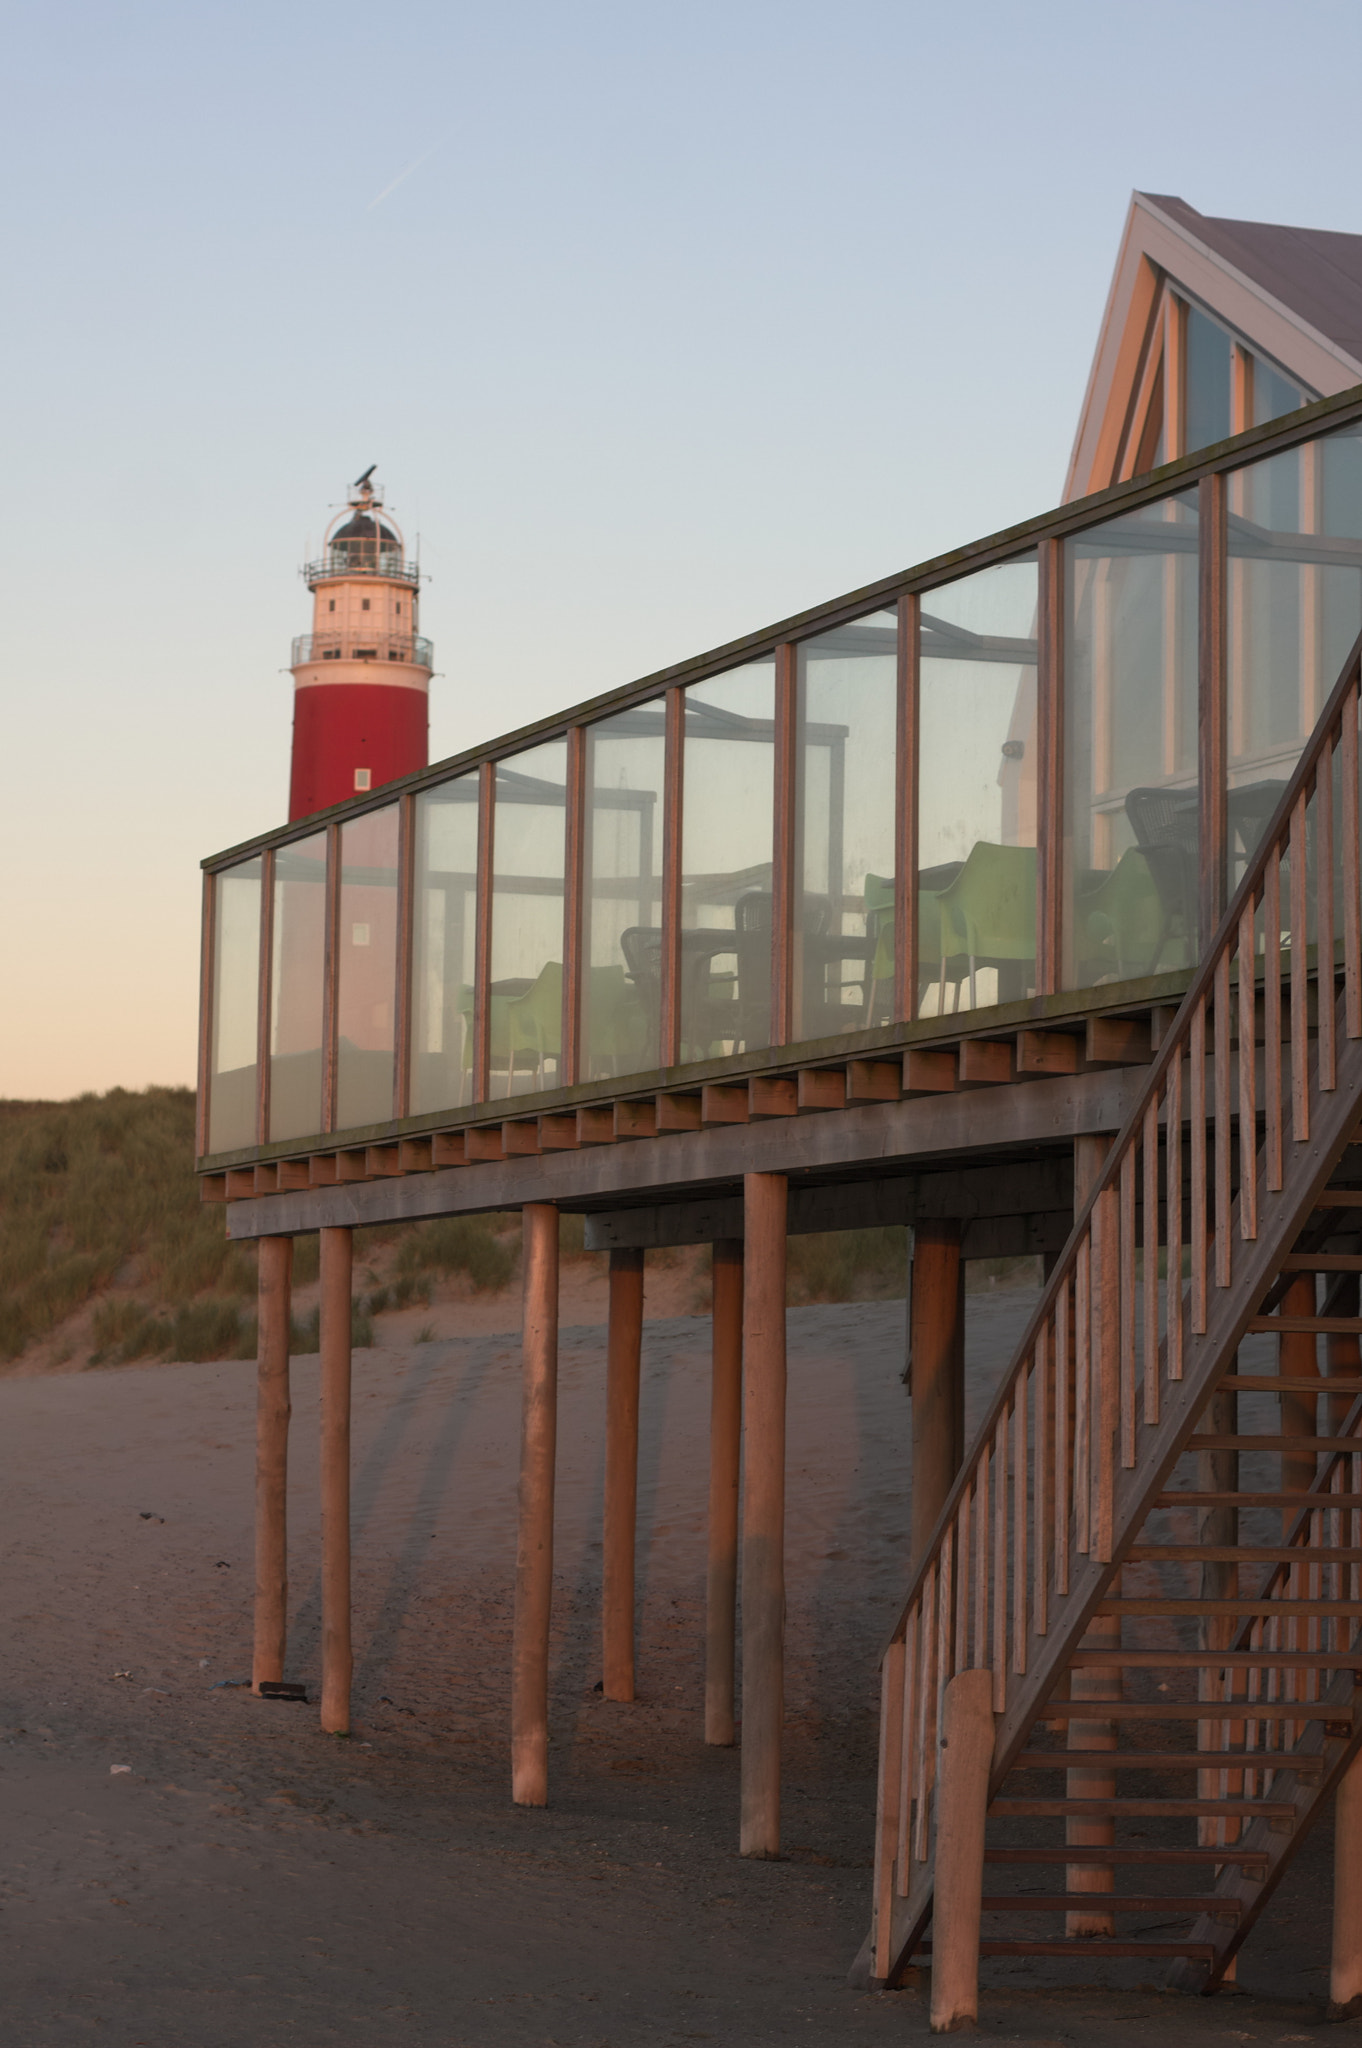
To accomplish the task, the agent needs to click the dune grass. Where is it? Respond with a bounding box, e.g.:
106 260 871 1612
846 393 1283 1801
0 1089 1038 1368
0 1088 254 1362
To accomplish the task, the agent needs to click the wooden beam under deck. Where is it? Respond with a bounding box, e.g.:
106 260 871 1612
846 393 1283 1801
220 1067 1149 1240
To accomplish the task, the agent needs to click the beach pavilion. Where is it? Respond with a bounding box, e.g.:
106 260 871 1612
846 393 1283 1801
198 195 1362 2015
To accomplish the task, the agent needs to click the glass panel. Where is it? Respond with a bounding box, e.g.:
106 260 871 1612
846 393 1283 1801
583 705 665 1078
918 558 1038 1014
269 830 328 1142
1252 355 1308 428
489 739 568 1098
410 775 480 1115
1228 423 1362 882
794 611 897 1036
1185 304 1231 453
208 858 261 1153
680 661 775 1058
1064 494 1198 988
335 805 400 1130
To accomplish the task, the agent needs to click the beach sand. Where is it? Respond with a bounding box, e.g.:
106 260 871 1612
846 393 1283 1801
0 1288 1339 2043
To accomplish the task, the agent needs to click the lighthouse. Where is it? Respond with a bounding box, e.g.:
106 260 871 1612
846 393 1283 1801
288 468 433 819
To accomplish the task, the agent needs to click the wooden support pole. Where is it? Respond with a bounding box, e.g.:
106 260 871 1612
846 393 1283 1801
318 1225 352 1736
603 1246 644 1702
1068 1132 1115 1934
909 1219 965 1567
1327 1272 1359 1431
513 1203 559 1806
707 1238 743 1746
1280 1271 1321 1529
740 1172 787 1858
1332 1748 1362 2015
252 1234 293 1693
929 1669 995 2035
1199 1380 1240 1885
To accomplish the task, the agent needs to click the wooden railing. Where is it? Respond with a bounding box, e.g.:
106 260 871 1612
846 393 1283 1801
870 631 1362 1981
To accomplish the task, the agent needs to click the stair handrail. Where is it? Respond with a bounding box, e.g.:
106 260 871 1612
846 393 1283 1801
869 628 1362 1982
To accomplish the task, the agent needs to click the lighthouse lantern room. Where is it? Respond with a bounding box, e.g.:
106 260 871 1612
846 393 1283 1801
288 468 432 819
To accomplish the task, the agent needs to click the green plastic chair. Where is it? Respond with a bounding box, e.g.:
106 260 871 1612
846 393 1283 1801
506 962 563 1089
583 963 649 1076
936 842 1037 1009
1076 847 1187 983
863 871 973 1019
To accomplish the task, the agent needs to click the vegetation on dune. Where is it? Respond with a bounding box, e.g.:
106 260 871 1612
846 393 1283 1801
0 1089 253 1362
0 1090 1039 1369
0 1090 515 1367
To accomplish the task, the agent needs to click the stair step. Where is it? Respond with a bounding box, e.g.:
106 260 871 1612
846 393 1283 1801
976 1940 1217 1959
1155 1491 1362 1507
1281 1254 1362 1270
983 1847 1269 1869
1012 1751 1322 1773
1070 1647 1361 1668
1186 1434 1359 1451
1315 1191 1362 1208
991 1798 1295 1819
1097 1598 1362 1618
979 1896 1240 1916
1126 1545 1362 1562
1222 1376 1362 1391
1246 1318 1362 1334
1039 1702 1338 1723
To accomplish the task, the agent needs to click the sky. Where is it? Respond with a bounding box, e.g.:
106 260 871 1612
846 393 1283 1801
4 0 1362 1100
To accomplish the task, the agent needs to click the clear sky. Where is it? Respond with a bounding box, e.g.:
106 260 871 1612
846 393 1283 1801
4 0 1361 1100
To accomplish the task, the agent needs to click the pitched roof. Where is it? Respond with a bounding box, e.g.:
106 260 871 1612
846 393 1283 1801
1141 193 1362 365
1066 192 1362 501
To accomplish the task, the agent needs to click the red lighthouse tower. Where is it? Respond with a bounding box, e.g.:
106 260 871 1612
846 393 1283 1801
288 468 433 819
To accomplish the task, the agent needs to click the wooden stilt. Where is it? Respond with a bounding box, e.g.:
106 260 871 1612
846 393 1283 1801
1332 1748 1362 2014
929 1669 995 2035
1199 1380 1240 1906
1280 1271 1321 1530
1067 1132 1115 1935
252 1234 293 1693
318 1225 353 1736
909 1218 964 1567
1326 1272 1359 1431
740 1172 787 1858
707 1238 743 1746
603 1246 643 1703
513 1203 559 1806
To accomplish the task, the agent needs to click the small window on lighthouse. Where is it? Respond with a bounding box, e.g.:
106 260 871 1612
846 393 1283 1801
328 598 335 612
354 768 372 792
396 602 402 615
351 923 371 947
362 598 371 611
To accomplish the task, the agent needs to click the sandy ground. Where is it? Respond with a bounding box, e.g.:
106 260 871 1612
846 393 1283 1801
0 1289 1347 2044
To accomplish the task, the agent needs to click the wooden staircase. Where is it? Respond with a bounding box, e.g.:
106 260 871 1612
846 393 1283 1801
865 639 1362 1995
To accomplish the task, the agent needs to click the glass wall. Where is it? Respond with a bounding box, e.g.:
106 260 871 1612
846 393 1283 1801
489 740 568 1097
794 611 897 1037
410 775 480 1115
269 830 328 1142
680 661 775 1058
583 705 665 1077
208 857 261 1153
1064 495 1198 987
1227 423 1362 882
918 558 1038 1014
1185 305 1232 454
335 805 400 1130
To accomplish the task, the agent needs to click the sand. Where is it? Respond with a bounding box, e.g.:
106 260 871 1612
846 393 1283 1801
0 1288 1343 2043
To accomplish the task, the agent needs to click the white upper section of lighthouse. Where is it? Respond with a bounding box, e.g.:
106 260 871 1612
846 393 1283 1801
291 468 433 684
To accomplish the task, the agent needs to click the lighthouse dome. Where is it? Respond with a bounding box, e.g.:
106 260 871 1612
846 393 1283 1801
328 509 401 547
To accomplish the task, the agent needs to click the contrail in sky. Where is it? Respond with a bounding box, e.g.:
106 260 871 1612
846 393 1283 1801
365 152 432 212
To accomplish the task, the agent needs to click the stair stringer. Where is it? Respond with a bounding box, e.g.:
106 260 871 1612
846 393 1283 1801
876 1010 1362 1989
